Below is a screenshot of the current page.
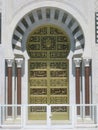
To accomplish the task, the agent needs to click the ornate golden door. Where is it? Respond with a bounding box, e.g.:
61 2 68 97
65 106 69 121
26 24 70 120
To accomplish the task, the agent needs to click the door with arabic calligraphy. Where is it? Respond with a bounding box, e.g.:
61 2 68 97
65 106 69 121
26 24 70 121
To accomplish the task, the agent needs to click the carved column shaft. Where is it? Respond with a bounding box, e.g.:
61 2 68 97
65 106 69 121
85 67 90 104
84 59 90 116
17 68 21 105
8 67 12 105
74 59 81 115
76 67 80 104
6 59 13 116
16 59 23 115
8 67 12 116
76 67 80 115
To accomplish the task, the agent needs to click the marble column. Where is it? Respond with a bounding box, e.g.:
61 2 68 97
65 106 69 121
6 59 13 116
16 59 23 115
74 59 81 115
84 59 91 116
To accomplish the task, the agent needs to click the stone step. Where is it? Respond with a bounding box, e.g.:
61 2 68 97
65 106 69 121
0 128 98 130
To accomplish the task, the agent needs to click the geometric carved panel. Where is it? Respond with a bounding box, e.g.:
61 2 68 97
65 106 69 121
51 106 68 112
30 79 47 86
50 79 67 86
50 88 67 95
27 24 69 113
30 88 47 95
50 97 68 104
30 97 47 104
30 106 46 112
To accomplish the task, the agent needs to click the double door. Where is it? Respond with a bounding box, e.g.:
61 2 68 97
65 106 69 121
28 57 69 120
27 24 70 121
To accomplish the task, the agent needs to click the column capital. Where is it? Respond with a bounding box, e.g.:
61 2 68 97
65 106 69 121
6 59 14 67
83 59 91 67
15 58 23 68
73 58 81 67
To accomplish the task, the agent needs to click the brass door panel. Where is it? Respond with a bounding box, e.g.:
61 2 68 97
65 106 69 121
26 24 70 120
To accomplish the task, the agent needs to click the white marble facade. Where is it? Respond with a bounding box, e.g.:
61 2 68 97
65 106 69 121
0 0 98 129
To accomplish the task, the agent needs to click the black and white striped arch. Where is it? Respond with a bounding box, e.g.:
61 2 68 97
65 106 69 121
12 7 85 53
95 12 98 43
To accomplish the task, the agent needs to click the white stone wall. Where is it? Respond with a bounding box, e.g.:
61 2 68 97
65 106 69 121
0 0 98 104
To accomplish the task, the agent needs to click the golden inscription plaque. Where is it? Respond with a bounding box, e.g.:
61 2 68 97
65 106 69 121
26 24 70 120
